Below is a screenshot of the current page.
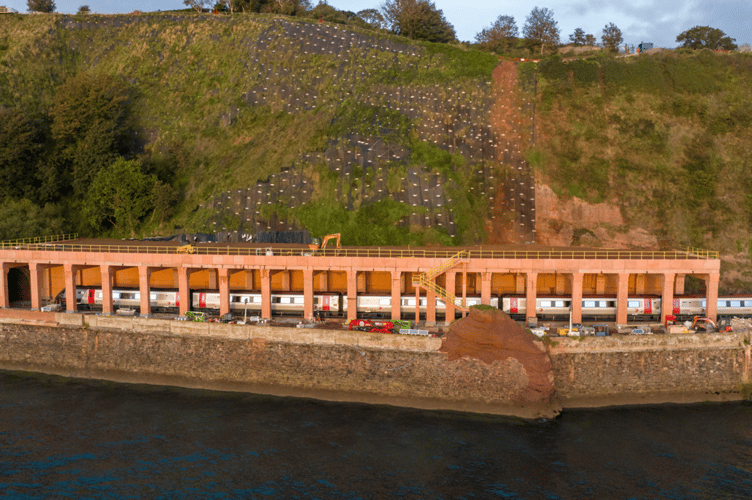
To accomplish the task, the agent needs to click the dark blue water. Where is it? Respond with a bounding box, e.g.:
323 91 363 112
1 371 750 499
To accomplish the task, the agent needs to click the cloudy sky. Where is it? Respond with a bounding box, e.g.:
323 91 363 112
5 0 751 48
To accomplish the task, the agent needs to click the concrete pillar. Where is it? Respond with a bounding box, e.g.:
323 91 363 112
138 266 152 317
261 269 272 319
481 272 492 306
462 269 467 318
571 272 583 324
526 272 538 324
347 270 357 322
661 273 675 324
64 263 77 313
706 273 719 322
178 267 190 316
303 268 313 320
219 268 230 317
0 262 11 308
100 265 114 315
445 271 456 322
675 274 685 295
426 289 436 325
391 271 401 320
29 263 42 310
617 272 629 325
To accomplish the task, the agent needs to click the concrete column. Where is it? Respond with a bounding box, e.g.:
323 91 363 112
675 274 685 295
303 268 313 320
462 269 467 318
29 263 42 310
426 289 436 325
347 270 357 322
219 268 230 317
661 273 675 324
526 272 538 324
0 262 11 308
706 273 720 322
617 272 629 325
390 271 401 320
481 272 492 306
261 269 272 319
138 266 152 317
178 267 190 316
64 263 77 313
571 272 583 324
100 265 114 315
445 271 456 322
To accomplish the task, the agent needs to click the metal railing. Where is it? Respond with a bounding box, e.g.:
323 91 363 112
0 241 719 260
0 233 78 249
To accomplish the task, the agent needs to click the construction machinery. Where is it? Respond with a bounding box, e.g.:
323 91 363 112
309 233 341 252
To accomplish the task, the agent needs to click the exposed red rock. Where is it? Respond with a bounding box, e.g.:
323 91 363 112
440 308 556 405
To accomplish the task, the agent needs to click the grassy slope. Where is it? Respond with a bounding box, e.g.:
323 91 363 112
527 52 752 292
0 12 498 245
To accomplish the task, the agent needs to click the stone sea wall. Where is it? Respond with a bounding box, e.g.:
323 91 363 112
0 314 750 417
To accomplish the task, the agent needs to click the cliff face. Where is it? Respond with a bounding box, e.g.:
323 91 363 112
3 14 752 290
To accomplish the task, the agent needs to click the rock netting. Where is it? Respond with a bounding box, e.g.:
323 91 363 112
440 308 555 405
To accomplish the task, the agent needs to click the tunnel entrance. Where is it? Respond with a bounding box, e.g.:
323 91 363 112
8 266 31 306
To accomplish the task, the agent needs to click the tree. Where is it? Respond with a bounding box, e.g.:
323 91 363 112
0 199 65 241
569 27 586 46
50 73 132 198
26 0 55 12
357 8 385 29
676 26 737 50
522 6 560 55
77 5 90 14
0 108 43 200
84 158 157 236
183 0 207 13
585 33 596 46
475 15 518 53
739 43 751 53
381 0 455 43
601 22 623 52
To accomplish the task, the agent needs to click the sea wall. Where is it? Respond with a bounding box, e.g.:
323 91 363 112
0 314 545 418
549 333 752 407
1 314 750 417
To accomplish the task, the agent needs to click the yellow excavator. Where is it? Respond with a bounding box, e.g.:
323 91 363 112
309 233 341 253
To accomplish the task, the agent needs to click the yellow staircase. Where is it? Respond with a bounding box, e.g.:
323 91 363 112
412 251 469 312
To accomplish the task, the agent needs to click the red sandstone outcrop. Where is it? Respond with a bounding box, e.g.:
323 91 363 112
440 308 556 406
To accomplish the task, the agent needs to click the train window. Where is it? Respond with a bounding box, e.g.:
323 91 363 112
294 297 304 304
96 291 102 299
583 301 595 308
554 301 565 308
730 300 741 308
404 299 415 306
467 299 478 306
717 300 727 308
628 300 640 308
253 296 261 303
112 292 120 299
745 301 752 307
272 297 281 304
314 297 321 305
540 300 551 307
599 301 608 308
150 293 157 300
701 300 706 308
280 297 292 304
379 298 390 306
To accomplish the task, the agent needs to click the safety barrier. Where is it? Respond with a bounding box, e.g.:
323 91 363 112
0 233 79 249
3 243 719 260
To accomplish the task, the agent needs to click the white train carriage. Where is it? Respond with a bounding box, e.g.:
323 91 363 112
673 296 752 319
502 296 661 320
193 292 343 316
351 295 495 318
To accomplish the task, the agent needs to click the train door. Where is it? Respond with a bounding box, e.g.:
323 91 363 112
510 297 518 314
88 289 96 305
322 295 330 312
673 299 680 315
198 292 206 309
644 299 652 315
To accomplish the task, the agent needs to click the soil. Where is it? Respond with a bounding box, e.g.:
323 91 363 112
440 308 556 405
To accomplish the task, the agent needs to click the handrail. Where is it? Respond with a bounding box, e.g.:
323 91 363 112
0 242 719 260
0 233 78 248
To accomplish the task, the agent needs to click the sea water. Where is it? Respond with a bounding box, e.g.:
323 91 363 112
1 371 750 499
